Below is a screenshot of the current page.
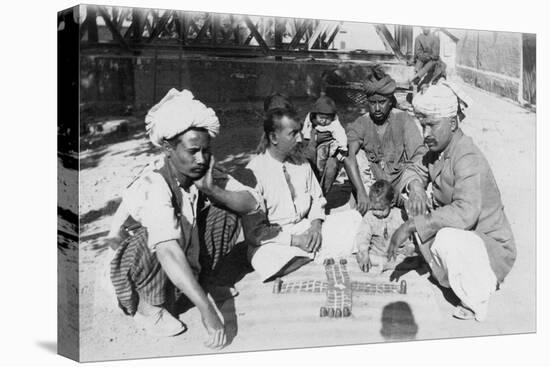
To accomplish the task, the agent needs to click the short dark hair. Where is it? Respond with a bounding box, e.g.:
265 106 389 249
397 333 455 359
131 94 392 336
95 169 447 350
256 107 298 153
165 126 209 147
264 92 294 113
369 179 394 206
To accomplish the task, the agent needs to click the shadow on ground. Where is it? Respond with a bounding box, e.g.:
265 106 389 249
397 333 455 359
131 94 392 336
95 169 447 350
380 301 418 340
36 341 57 354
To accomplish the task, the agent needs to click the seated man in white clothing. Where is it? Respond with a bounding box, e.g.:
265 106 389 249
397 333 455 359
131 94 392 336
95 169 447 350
241 96 362 282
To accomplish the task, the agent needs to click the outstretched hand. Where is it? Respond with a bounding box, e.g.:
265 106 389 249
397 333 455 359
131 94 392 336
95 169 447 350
356 250 371 272
387 221 413 262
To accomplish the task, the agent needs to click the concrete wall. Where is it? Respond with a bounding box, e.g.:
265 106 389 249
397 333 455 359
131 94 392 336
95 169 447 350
80 52 413 113
452 29 522 102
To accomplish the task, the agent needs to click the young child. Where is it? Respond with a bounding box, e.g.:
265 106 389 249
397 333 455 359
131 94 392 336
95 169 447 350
302 95 348 193
354 179 413 273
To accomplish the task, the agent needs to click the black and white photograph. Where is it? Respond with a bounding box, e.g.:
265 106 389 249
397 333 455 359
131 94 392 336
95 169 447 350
55 1 538 363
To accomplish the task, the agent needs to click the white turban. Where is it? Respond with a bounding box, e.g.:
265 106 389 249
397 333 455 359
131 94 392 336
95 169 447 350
412 81 472 119
145 88 220 147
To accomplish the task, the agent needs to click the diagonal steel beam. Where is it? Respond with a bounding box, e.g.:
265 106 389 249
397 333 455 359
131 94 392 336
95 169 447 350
194 13 212 42
243 16 270 54
98 6 128 49
308 21 330 50
147 10 172 42
124 8 147 42
287 19 310 49
375 24 406 60
325 24 340 49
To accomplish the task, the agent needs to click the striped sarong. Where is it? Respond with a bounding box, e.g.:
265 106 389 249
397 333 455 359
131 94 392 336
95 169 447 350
110 205 241 316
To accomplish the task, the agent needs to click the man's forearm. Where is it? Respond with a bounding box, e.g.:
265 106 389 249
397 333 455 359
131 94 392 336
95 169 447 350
156 241 212 312
310 218 323 230
343 155 367 197
407 179 425 194
202 186 257 214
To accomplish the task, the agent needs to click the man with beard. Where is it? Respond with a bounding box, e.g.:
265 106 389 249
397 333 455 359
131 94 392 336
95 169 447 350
241 98 362 282
108 89 261 347
387 83 516 322
344 65 427 214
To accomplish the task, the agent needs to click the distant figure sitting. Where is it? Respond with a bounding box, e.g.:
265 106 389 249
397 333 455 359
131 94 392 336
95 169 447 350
302 95 348 195
412 27 447 89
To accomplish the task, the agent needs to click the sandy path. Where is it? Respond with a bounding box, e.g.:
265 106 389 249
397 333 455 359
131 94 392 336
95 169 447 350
62 82 535 361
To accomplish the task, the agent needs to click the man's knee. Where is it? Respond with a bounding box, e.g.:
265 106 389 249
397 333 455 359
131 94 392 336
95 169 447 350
432 227 484 258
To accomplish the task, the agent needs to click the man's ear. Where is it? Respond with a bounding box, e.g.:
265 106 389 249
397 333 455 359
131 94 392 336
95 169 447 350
161 140 174 156
450 116 458 131
268 131 278 146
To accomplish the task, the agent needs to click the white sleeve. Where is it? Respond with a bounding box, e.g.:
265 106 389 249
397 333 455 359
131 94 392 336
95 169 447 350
107 199 129 239
331 118 348 150
306 164 327 222
224 174 263 213
302 113 312 140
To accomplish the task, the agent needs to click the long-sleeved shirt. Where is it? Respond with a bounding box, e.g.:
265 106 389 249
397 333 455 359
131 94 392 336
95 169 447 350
414 32 440 63
346 109 427 188
354 208 405 256
245 151 327 247
397 129 516 283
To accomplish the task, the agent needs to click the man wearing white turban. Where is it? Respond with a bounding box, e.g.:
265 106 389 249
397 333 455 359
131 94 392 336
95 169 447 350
108 89 261 348
388 83 516 322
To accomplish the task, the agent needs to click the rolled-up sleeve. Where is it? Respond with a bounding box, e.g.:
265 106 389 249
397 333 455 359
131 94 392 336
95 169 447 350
346 116 367 147
414 153 482 242
224 174 262 214
136 175 181 251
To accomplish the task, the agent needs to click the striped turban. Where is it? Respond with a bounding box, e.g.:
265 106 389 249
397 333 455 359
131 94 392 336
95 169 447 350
145 88 220 147
412 81 472 119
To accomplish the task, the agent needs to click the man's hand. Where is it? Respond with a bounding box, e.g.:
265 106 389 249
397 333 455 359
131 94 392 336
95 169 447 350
201 303 227 349
405 180 428 217
387 221 414 262
291 220 323 253
195 157 215 194
356 250 371 272
356 190 370 216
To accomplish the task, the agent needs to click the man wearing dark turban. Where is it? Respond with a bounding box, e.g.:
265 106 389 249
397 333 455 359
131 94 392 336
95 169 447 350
343 66 427 214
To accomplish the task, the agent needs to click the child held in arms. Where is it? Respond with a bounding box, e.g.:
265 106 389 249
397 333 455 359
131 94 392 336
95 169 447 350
302 95 348 194
354 179 413 273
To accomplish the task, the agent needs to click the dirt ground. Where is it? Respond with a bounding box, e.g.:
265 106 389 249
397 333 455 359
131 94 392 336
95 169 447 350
59 81 536 362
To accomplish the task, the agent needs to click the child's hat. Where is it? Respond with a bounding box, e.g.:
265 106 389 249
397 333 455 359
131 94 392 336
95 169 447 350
312 96 337 114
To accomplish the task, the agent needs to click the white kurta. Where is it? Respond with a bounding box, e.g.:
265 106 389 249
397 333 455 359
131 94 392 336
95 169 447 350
247 151 362 281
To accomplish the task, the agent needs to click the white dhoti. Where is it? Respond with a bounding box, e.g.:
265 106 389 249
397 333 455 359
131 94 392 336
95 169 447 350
250 210 362 282
428 228 498 321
